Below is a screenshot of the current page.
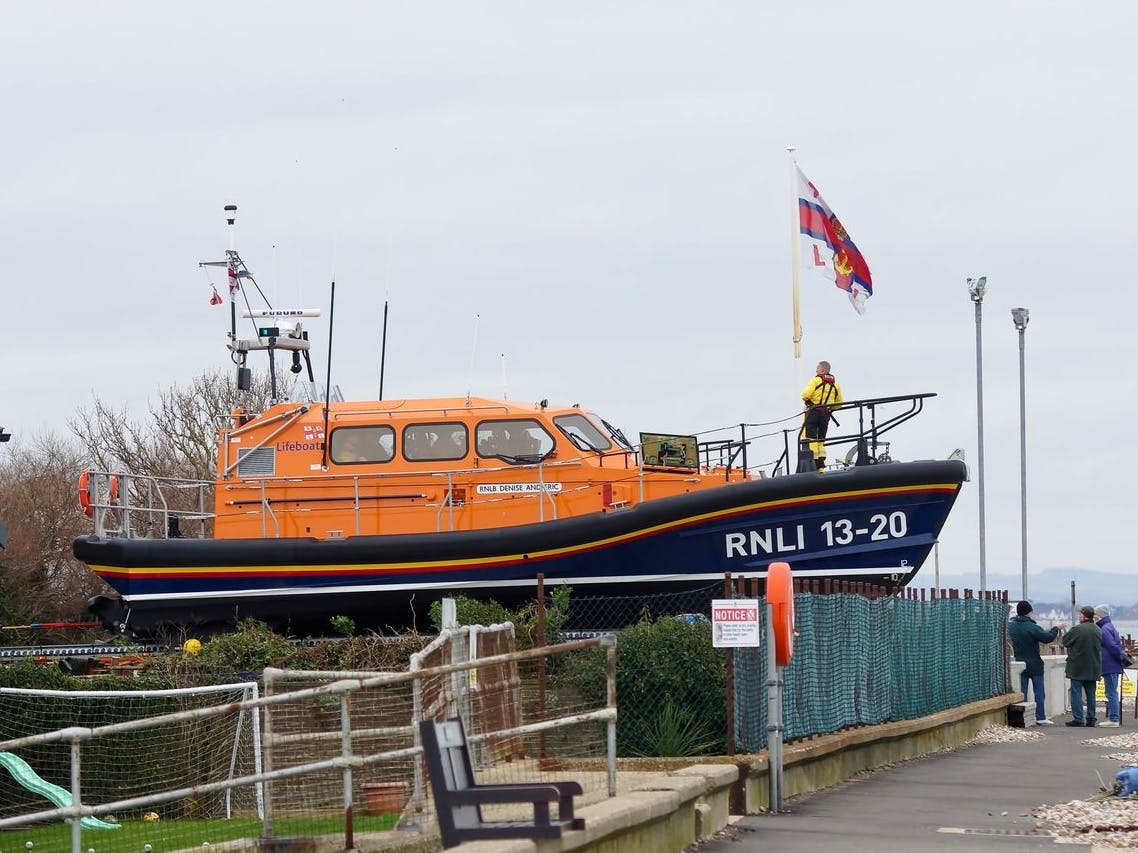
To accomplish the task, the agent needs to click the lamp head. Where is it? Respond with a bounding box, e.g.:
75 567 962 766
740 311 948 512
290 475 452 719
1011 307 1030 331
967 276 988 302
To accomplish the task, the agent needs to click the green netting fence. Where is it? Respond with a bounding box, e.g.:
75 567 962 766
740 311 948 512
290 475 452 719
733 593 1009 752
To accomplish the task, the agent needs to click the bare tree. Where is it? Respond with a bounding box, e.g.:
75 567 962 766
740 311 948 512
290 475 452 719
0 370 286 637
0 432 106 627
70 368 277 481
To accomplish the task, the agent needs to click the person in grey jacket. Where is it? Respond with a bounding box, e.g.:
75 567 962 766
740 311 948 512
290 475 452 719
1063 605 1103 727
1008 600 1061 724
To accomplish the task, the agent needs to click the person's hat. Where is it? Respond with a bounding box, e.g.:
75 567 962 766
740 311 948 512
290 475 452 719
1016 600 1033 616
1095 604 1111 619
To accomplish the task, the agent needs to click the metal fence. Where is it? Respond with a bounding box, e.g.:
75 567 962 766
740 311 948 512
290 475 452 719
555 580 1010 758
562 581 722 632
731 588 1009 752
0 635 616 853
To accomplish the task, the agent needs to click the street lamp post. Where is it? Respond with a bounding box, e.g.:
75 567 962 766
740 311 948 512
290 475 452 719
0 427 8 551
1012 308 1030 600
967 277 988 594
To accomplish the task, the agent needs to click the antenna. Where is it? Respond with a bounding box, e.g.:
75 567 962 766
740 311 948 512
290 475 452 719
225 205 239 367
378 297 389 400
465 314 480 401
500 352 508 400
321 279 336 470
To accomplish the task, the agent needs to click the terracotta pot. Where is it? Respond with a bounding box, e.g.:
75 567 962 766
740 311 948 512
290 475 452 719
361 781 407 815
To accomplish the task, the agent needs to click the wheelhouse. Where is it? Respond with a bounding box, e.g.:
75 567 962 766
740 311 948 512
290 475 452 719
210 397 745 541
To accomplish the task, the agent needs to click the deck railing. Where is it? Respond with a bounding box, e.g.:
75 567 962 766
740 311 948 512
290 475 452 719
82 393 942 541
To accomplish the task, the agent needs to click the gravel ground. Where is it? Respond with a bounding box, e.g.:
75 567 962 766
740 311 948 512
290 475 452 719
966 724 1045 745
1030 729 1138 849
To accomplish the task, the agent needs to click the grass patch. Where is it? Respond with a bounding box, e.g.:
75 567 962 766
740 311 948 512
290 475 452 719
0 813 399 853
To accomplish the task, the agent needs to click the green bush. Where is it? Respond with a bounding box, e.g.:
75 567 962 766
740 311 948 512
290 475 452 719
427 585 572 649
628 697 719 757
0 660 174 691
186 618 295 675
561 616 726 757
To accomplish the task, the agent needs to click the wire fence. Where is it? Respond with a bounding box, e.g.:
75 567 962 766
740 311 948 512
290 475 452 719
732 588 1007 752
0 636 616 853
0 580 1013 853
562 581 723 631
560 580 1010 757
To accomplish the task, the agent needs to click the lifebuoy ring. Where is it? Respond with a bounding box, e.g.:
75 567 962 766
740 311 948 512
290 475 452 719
78 468 93 517
78 469 119 518
767 561 795 667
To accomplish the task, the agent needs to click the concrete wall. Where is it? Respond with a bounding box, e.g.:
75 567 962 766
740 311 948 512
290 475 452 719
447 764 738 853
438 694 1020 853
1009 655 1070 718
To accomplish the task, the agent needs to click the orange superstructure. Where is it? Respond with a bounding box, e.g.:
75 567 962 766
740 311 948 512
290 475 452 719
215 396 748 541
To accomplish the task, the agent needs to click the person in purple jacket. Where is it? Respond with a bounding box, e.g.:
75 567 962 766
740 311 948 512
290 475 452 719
1095 604 1125 727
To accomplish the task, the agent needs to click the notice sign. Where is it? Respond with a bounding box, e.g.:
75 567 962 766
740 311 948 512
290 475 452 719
1097 669 1138 701
711 599 761 648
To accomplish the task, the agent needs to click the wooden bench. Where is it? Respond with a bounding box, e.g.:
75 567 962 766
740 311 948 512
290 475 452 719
419 717 585 849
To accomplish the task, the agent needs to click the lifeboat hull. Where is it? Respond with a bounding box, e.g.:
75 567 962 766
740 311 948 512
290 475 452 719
75 459 965 636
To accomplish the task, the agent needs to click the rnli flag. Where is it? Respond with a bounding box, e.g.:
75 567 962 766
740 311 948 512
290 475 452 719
797 166 873 314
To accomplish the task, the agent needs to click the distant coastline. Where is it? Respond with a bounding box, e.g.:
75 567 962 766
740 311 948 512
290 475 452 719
930 567 1134 613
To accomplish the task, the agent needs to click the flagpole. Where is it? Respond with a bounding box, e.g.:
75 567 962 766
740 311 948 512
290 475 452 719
787 147 801 362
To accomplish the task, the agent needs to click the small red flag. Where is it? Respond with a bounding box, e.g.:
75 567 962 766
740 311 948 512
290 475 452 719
209 286 224 306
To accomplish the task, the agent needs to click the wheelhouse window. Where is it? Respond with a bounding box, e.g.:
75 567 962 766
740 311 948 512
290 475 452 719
553 413 613 452
476 419 554 462
403 422 468 461
330 426 394 464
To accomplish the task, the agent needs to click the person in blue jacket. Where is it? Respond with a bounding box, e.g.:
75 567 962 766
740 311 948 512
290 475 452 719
1008 600 1061 725
1095 605 1125 727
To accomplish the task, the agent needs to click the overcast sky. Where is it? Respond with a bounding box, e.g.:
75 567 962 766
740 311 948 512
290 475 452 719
3 2 1134 589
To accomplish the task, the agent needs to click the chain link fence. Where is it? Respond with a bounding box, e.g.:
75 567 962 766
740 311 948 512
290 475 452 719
557 583 1009 757
561 581 723 632
730 591 1006 752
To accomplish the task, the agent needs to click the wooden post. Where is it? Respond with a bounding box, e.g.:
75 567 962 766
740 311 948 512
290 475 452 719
724 573 735 756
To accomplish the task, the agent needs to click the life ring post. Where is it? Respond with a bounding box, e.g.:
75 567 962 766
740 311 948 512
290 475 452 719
765 560 794 813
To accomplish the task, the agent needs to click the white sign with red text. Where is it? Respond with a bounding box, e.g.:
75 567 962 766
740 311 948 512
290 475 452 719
711 599 761 648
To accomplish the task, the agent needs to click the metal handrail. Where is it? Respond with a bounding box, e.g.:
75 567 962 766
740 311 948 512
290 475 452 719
766 392 938 476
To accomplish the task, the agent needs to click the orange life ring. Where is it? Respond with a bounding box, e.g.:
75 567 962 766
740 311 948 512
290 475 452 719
767 561 795 667
78 468 93 517
78 469 119 518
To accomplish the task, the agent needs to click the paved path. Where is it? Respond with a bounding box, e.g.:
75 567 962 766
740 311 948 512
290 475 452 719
696 720 1131 851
